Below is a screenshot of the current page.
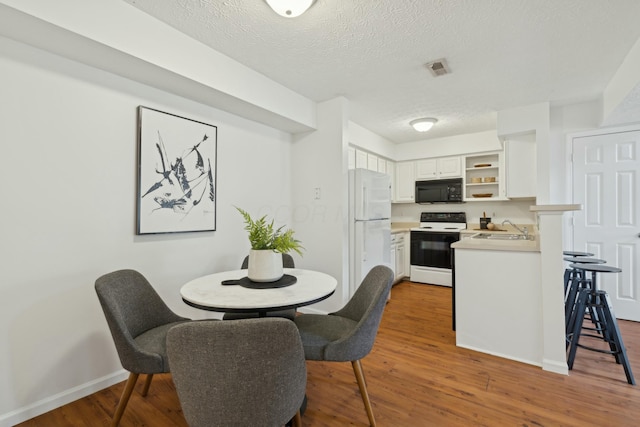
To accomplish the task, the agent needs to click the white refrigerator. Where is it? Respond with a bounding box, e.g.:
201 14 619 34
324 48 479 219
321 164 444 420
349 169 392 298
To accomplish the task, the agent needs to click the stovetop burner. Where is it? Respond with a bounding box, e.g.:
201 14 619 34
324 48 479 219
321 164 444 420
414 212 467 232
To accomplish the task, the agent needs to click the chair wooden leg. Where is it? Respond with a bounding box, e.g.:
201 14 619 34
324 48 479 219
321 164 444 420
112 372 138 427
141 373 153 397
293 409 302 427
351 360 376 427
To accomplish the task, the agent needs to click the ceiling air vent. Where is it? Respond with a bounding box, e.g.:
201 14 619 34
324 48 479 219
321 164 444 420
425 58 450 77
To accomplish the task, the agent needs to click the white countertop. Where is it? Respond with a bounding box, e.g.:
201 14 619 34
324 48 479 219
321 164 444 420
454 226 540 252
530 204 582 212
391 222 417 233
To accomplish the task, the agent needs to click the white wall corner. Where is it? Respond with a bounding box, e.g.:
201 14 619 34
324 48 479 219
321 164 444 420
497 102 550 137
348 121 396 160
542 358 569 375
291 97 350 312
534 209 575 375
603 35 640 124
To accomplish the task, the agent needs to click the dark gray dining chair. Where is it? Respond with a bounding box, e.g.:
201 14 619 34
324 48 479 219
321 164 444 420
293 265 393 427
167 318 307 427
222 253 296 320
95 269 191 426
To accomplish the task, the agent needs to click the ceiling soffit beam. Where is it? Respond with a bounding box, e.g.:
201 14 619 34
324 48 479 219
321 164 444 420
0 1 316 134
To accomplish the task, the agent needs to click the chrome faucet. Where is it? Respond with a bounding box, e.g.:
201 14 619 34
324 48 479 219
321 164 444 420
501 219 529 239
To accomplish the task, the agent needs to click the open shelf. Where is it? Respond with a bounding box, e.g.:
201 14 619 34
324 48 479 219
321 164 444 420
464 153 502 200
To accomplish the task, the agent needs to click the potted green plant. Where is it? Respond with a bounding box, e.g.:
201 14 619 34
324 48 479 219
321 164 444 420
236 207 303 282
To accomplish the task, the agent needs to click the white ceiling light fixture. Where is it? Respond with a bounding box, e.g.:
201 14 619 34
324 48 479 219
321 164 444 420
265 0 315 18
410 118 438 132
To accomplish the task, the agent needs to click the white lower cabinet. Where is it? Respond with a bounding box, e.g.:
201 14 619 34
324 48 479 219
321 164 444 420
404 232 411 280
391 232 407 282
395 237 406 281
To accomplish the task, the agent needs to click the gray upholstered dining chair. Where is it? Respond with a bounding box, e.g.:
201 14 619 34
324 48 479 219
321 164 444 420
95 269 191 426
222 253 296 320
293 265 393 427
167 318 307 427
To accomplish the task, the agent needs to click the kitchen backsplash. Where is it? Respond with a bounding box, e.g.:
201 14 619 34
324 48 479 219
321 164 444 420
391 200 537 226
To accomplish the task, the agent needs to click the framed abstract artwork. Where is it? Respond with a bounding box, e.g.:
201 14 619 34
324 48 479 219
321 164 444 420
136 106 217 234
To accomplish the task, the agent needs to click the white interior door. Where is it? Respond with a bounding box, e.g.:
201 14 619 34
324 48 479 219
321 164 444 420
572 130 640 321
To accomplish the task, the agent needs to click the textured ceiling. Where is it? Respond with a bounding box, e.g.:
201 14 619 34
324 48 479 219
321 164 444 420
122 0 640 143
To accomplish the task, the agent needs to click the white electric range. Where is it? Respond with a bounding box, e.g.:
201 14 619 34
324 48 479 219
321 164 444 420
410 212 467 287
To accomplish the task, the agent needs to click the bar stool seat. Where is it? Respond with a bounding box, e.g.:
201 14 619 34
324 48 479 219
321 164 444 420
563 257 606 264
563 250 595 257
563 258 605 295
566 263 635 385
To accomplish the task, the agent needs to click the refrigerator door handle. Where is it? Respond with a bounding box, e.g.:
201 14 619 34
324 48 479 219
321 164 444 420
362 184 368 218
362 226 367 262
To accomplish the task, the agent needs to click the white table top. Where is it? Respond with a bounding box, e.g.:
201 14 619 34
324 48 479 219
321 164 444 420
181 268 337 313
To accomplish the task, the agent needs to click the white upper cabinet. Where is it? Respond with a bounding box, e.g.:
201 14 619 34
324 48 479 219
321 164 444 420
415 156 461 179
377 158 387 174
355 149 368 169
438 156 462 177
504 134 536 199
349 146 394 177
386 161 395 200
415 159 437 179
367 153 379 171
394 161 415 202
348 146 356 170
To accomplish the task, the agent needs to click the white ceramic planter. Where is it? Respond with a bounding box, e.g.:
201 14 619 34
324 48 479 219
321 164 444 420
247 249 284 282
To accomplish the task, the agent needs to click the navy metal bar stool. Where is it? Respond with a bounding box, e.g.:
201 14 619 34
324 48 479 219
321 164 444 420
566 263 635 385
563 257 606 334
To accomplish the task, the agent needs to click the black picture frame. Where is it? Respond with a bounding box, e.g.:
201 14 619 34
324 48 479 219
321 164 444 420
136 106 217 234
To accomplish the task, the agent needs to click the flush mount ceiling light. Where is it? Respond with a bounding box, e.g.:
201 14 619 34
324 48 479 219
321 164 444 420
410 118 438 132
265 0 316 18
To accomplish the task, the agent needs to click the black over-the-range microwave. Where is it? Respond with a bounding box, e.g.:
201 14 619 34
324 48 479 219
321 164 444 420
415 178 463 203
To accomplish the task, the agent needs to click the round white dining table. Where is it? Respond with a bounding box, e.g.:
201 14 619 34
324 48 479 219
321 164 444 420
180 268 337 315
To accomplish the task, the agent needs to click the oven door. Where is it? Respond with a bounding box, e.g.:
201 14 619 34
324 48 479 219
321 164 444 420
410 230 459 269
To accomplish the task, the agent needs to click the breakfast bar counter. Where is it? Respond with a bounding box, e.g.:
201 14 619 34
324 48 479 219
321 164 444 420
452 231 543 367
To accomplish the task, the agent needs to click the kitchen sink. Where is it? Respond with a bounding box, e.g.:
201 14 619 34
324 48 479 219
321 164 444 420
471 233 533 241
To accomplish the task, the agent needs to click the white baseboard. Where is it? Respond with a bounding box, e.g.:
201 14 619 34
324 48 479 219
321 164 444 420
456 343 542 369
542 358 569 375
0 370 128 427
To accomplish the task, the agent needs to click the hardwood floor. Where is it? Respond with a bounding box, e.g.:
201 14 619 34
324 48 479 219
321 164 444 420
17 281 640 426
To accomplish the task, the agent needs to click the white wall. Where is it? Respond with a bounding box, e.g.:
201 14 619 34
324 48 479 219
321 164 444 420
549 100 601 204
392 200 537 226
0 0 316 134
291 98 350 311
348 121 396 159
603 35 640 123
0 37 294 426
394 130 502 161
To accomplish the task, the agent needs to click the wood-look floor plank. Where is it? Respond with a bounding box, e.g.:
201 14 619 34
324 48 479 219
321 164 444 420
15 281 640 426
